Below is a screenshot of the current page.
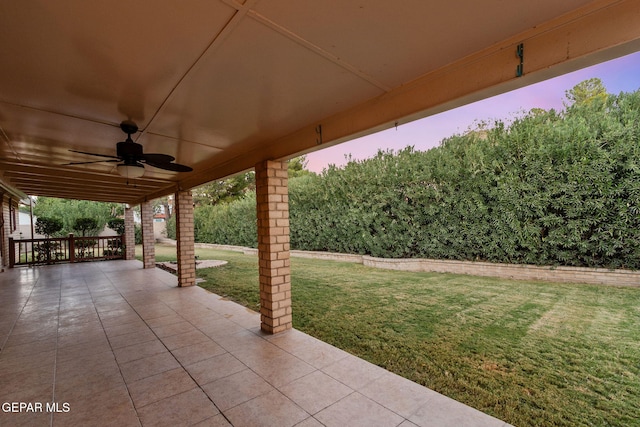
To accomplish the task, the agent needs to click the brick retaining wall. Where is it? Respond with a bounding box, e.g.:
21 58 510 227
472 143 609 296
178 242 640 287
361 256 639 287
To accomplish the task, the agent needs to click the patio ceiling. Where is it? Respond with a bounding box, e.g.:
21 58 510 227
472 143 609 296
1 0 639 205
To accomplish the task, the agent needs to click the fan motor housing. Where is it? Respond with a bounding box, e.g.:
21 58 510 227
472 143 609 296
117 140 144 159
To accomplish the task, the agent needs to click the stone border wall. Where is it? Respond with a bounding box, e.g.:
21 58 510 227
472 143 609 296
361 256 639 287
163 241 639 287
290 250 363 263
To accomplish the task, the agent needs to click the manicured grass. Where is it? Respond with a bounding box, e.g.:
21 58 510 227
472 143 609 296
143 244 640 427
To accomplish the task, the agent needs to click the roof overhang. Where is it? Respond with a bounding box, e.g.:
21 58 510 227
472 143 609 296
0 177 27 201
1 0 639 204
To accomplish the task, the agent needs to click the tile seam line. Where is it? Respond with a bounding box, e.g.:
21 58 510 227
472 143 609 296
50 269 63 427
108 266 323 423
111 266 430 425
92 271 145 426
151 287 314 422
0 268 38 352
114 284 234 426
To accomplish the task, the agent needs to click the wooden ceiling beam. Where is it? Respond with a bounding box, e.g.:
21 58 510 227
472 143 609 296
0 161 168 184
24 189 140 204
5 173 161 191
9 181 147 197
0 160 177 203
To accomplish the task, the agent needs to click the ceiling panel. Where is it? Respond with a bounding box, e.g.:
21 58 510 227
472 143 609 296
0 0 637 204
0 0 237 126
151 16 384 150
252 0 594 88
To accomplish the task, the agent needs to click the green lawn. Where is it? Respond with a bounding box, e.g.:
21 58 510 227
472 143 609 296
143 244 640 427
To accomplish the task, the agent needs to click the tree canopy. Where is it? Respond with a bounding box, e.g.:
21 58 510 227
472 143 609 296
35 217 63 238
564 77 608 107
192 172 256 207
32 198 123 237
73 217 99 237
189 156 313 208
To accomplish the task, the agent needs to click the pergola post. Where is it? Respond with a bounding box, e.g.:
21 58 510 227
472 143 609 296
255 160 292 334
175 190 196 287
124 205 135 260
140 201 155 269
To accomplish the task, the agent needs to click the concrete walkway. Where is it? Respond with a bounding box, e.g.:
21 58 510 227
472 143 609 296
0 261 511 426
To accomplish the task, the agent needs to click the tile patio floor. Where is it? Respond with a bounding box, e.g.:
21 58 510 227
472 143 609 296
0 260 511 427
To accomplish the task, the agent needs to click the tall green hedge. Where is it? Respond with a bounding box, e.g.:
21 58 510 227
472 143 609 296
190 88 640 269
194 193 257 247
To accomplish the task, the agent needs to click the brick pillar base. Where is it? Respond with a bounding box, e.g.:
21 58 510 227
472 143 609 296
140 201 155 268
255 160 292 334
175 191 196 287
124 205 135 260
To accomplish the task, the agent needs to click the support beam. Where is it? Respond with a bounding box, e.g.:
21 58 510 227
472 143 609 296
175 191 196 287
177 0 640 192
124 205 135 261
255 160 292 334
140 201 155 269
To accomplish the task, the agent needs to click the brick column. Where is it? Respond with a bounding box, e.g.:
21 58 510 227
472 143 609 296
140 201 155 269
255 160 292 334
124 205 136 260
175 190 196 287
1 195 8 270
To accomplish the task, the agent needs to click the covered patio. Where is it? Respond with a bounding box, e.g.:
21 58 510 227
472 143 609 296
1 260 508 426
1 0 639 331
1 1 640 425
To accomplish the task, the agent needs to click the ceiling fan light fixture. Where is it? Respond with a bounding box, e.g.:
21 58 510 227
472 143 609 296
117 163 145 178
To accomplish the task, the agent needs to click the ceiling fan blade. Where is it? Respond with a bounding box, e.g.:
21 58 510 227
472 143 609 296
146 161 193 172
141 153 175 163
64 122 192 174
63 159 120 165
69 149 121 160
142 152 192 172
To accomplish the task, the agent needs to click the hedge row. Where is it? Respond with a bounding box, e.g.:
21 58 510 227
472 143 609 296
185 89 640 269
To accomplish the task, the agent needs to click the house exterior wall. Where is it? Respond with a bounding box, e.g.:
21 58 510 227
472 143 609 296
0 195 21 270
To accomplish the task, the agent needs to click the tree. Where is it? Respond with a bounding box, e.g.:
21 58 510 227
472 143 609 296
152 197 173 221
107 218 126 235
35 217 63 238
104 218 126 256
72 217 99 237
33 197 122 235
34 217 64 263
288 155 314 178
189 155 314 207
192 172 256 207
564 78 608 107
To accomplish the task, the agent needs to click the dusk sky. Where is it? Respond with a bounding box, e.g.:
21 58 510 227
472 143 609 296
305 51 640 173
